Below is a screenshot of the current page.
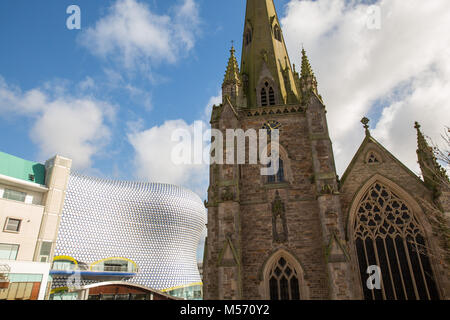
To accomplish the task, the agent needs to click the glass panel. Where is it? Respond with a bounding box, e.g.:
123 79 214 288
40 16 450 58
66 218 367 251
276 160 284 182
416 235 440 300
39 242 52 256
0 286 7 300
269 277 278 300
5 219 21 232
261 88 267 106
0 244 19 260
9 274 43 283
53 261 76 271
7 283 18 300
395 237 416 300
406 236 428 300
365 238 382 300
355 238 372 300
279 276 289 300
15 283 26 299
269 87 275 105
24 283 34 300
3 189 26 202
290 276 300 300
104 260 129 272
375 237 395 299
385 236 405 300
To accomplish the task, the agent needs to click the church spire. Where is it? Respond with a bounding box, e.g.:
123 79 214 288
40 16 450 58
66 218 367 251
223 44 241 86
415 122 449 196
300 47 319 102
240 0 299 108
222 44 243 106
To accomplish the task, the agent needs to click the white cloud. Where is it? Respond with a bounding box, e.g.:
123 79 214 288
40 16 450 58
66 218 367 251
128 119 209 197
79 0 200 70
203 90 222 122
0 76 114 170
128 92 222 198
281 0 450 175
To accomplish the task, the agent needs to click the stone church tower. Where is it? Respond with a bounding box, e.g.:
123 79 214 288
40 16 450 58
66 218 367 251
203 0 450 300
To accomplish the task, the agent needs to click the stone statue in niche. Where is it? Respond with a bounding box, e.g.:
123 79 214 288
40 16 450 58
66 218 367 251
222 186 235 202
272 191 288 243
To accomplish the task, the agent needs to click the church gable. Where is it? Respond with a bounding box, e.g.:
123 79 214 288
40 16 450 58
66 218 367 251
340 134 433 230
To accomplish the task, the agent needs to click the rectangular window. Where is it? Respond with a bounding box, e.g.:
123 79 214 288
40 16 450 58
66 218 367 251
4 218 21 232
0 243 19 260
3 189 26 202
39 241 52 263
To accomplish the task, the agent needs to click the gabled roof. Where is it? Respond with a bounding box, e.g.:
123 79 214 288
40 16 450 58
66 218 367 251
340 133 427 189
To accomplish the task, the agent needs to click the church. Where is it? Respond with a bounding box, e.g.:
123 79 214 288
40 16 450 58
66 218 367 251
203 0 450 300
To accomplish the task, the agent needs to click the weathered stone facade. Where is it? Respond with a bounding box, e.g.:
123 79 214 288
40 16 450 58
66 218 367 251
203 0 449 300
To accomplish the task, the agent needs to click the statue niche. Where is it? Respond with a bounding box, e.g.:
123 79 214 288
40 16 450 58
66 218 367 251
272 191 288 243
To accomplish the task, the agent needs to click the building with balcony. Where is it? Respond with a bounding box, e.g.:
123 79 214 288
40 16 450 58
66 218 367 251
0 150 206 300
0 151 71 300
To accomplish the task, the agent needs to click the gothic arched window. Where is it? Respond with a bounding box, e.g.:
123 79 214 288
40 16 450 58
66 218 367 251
268 257 300 300
269 87 275 105
274 25 282 42
353 182 440 300
261 81 275 106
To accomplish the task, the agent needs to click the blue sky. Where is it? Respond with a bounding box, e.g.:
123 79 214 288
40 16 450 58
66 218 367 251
0 0 263 181
1 0 449 203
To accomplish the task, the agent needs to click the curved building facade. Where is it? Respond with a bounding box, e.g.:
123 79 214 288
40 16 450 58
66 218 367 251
51 173 206 299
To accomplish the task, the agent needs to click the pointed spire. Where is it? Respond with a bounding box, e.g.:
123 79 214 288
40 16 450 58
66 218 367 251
300 48 318 96
415 122 449 195
300 48 314 78
223 44 241 86
240 0 299 107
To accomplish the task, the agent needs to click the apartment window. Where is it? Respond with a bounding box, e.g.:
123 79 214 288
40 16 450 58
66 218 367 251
0 244 19 260
4 218 21 232
3 189 26 202
39 242 52 263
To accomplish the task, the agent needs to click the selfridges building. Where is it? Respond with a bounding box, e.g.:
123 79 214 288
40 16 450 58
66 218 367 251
50 173 206 300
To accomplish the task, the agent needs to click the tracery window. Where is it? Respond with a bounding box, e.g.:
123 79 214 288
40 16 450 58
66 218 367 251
268 257 300 300
354 182 440 300
261 81 275 106
366 151 381 164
